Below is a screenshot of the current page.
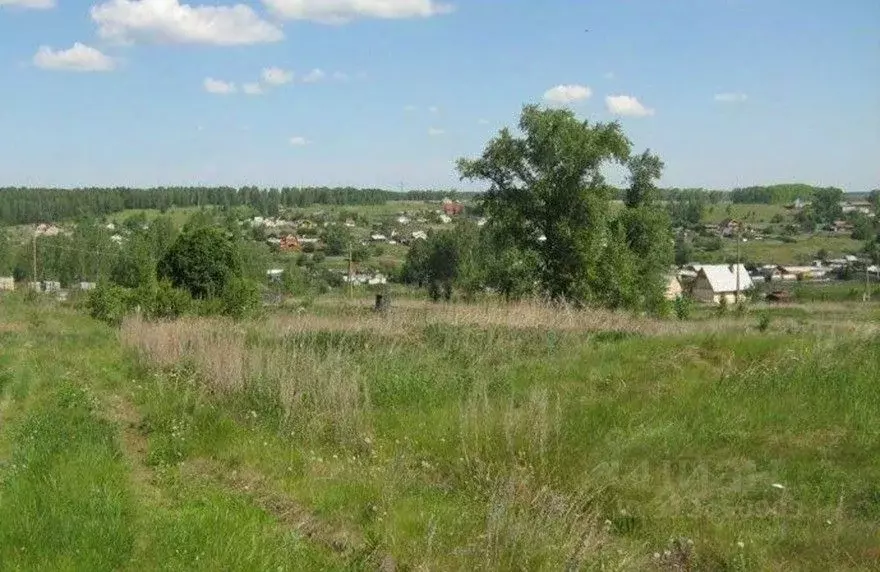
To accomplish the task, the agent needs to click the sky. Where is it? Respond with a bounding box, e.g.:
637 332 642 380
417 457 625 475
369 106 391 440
0 0 878 192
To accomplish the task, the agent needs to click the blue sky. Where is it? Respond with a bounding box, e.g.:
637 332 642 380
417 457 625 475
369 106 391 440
0 0 877 191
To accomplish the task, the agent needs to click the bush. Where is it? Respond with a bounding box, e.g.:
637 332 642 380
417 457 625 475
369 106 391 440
87 283 131 326
673 295 693 320
301 242 316 254
149 279 192 319
757 312 771 332
312 251 326 264
220 277 261 319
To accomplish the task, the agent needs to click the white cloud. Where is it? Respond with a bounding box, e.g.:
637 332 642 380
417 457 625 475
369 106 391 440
262 0 453 24
332 71 349 81
289 136 309 146
428 127 445 136
714 92 748 103
243 82 263 95
33 43 116 72
543 84 592 104
0 0 54 9
301 68 326 83
428 105 440 114
605 94 654 117
204 77 236 94
91 0 283 45
404 104 417 112
477 118 489 125
261 66 293 85
603 71 615 80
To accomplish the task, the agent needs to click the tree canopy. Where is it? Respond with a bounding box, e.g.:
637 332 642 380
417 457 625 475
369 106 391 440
456 104 672 310
157 226 243 299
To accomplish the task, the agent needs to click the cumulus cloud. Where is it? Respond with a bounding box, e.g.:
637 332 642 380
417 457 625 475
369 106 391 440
33 43 116 72
714 92 748 103
262 0 453 24
262 66 293 85
605 94 654 117
289 136 309 146
0 0 54 9
301 68 326 83
428 127 445 136
204 77 236 94
543 84 592 104
243 82 263 95
91 0 283 45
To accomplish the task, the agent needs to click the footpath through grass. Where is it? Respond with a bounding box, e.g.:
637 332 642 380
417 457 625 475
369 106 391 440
0 297 344 571
1 296 879 570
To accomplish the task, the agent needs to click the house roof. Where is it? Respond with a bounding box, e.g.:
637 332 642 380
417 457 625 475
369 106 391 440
697 264 754 293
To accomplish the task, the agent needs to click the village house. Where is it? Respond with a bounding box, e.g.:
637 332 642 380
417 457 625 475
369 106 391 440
278 235 301 251
76 282 96 291
0 276 14 292
829 220 853 234
664 275 683 301
718 218 743 238
777 265 827 280
438 214 452 224
441 199 464 216
411 230 428 241
689 264 754 305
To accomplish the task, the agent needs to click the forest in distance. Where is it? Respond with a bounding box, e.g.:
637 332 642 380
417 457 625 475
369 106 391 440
0 183 874 226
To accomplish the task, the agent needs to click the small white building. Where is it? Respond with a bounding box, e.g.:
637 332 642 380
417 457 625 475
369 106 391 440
396 216 410 225
690 264 753 305
411 231 428 241
370 233 387 242
0 276 14 292
664 275 683 301
438 214 452 224
77 282 97 291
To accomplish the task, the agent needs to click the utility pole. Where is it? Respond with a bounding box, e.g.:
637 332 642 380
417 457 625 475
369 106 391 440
32 231 38 286
866 263 871 303
735 231 741 303
348 241 353 299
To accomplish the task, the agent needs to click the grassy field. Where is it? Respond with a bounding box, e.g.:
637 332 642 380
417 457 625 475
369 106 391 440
1 294 879 570
696 234 863 266
702 203 791 225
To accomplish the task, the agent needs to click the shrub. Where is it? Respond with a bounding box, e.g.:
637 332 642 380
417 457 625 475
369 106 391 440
312 251 326 264
150 279 192 319
757 312 771 332
301 242 316 254
673 295 693 320
87 283 131 326
220 277 261 319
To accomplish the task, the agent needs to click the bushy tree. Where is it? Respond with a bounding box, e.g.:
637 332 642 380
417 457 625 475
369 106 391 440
323 224 353 257
457 105 672 311
810 187 844 225
158 226 242 299
458 105 630 302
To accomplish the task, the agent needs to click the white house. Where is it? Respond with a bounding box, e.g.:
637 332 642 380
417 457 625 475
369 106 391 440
411 231 428 241
690 264 754 305
370 233 387 242
396 216 411 225
664 275 683 301
438 214 452 224
0 276 14 292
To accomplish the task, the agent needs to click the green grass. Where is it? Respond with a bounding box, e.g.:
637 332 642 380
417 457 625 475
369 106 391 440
111 298 880 570
2 294 879 569
697 234 863 265
702 203 791 225
0 296 343 571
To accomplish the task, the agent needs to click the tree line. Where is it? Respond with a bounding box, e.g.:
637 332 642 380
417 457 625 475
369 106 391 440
0 186 476 226
729 184 842 204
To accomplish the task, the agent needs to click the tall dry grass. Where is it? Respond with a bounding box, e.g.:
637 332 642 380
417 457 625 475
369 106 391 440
120 316 371 446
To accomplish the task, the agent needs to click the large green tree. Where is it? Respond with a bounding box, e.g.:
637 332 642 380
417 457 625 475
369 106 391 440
457 105 670 309
811 187 844 225
157 226 243 299
457 105 630 301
